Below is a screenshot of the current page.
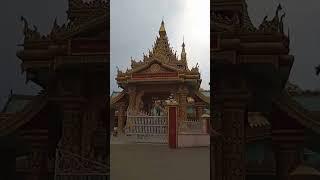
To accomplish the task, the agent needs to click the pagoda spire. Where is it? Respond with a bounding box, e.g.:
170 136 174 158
181 37 187 61
147 19 176 63
159 20 166 36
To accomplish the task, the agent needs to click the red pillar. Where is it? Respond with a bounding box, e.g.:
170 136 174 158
167 103 178 149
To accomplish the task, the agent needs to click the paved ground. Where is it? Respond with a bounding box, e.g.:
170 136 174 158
110 143 209 180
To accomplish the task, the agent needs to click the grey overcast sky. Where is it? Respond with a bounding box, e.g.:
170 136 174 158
0 0 319 108
110 0 210 93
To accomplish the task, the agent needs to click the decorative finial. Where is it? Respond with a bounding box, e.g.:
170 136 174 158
182 36 185 48
276 3 283 17
181 36 187 62
53 18 58 26
159 19 166 34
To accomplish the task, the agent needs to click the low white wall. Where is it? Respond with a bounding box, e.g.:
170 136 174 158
178 133 210 148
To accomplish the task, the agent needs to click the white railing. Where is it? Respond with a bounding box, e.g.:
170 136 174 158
125 115 168 143
180 117 204 133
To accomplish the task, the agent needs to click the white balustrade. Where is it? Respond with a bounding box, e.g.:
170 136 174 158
180 117 204 133
125 115 168 143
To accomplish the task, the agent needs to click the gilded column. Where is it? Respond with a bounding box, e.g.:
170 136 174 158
58 99 84 154
212 91 248 180
211 130 224 180
117 102 126 134
222 101 247 180
81 97 100 159
177 86 188 124
196 103 205 119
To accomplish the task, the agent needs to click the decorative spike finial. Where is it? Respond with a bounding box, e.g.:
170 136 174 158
276 3 283 18
182 36 185 48
53 18 58 26
159 19 166 35
181 36 187 62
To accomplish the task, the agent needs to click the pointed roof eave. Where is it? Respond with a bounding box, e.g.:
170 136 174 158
0 94 48 137
1 94 35 113
110 91 126 107
273 91 320 134
195 91 210 105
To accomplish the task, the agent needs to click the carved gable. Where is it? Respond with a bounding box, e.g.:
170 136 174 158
130 62 179 79
135 63 175 74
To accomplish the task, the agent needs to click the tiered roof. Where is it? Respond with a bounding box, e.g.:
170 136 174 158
20 0 108 42
17 0 109 88
118 20 195 74
116 20 201 89
213 0 288 35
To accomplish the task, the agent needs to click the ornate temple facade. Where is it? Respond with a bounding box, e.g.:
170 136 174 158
111 21 210 146
212 0 320 180
0 0 109 179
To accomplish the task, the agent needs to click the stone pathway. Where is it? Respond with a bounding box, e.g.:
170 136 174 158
111 134 167 144
110 143 209 180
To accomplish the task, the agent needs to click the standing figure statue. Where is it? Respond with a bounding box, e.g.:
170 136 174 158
134 91 144 115
127 88 136 115
151 100 165 116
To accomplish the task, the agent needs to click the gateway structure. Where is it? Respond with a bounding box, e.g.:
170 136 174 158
111 21 210 147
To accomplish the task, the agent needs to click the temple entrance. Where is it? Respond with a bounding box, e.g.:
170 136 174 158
110 18 210 180
111 20 210 149
125 92 170 143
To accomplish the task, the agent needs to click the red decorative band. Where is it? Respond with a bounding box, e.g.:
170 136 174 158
132 72 178 79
